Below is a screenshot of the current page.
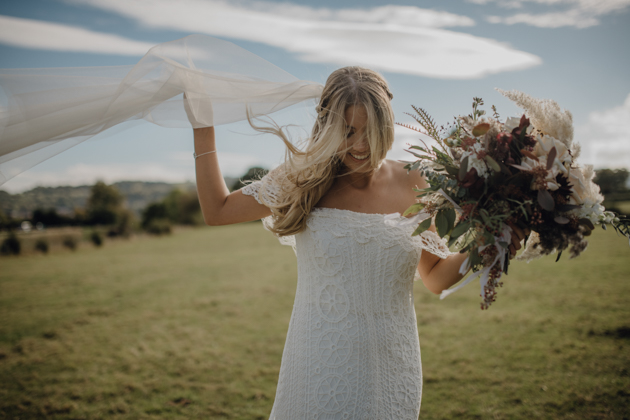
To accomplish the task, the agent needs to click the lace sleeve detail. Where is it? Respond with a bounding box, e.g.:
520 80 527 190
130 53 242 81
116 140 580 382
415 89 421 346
240 165 297 252
415 230 454 259
241 180 263 204
411 230 456 281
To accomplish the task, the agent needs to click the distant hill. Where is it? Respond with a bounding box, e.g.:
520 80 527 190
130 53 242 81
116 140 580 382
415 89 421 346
1 178 239 219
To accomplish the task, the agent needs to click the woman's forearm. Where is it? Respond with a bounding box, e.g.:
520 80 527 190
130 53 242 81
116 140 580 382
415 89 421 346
419 251 470 295
193 127 230 225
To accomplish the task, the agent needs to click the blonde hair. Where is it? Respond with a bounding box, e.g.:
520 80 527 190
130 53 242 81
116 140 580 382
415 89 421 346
253 66 395 237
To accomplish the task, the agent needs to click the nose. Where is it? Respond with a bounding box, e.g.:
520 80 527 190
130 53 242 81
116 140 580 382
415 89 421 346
352 136 369 153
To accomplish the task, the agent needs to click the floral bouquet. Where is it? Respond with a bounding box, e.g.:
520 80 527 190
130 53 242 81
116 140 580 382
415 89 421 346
394 90 630 309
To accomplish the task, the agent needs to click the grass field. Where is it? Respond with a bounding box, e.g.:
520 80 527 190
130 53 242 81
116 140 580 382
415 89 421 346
0 223 628 419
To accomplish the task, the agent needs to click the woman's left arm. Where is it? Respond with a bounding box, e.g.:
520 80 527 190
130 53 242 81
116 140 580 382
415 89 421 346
417 249 469 295
417 222 529 295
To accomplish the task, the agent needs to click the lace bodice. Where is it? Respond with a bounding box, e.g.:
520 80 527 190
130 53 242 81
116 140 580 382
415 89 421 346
242 175 452 419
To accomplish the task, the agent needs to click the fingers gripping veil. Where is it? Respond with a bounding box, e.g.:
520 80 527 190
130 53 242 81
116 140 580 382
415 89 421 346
0 35 323 186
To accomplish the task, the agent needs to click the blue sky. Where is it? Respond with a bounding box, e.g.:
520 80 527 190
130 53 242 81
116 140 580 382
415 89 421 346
0 0 629 192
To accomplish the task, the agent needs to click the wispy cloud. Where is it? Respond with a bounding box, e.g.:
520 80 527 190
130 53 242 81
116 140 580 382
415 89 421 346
477 0 630 28
60 0 541 79
575 92 630 170
0 15 154 55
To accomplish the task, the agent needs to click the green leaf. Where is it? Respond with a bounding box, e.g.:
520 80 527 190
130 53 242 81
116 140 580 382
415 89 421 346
459 156 469 181
479 209 490 225
436 210 449 238
469 248 482 268
444 165 460 177
403 203 425 217
412 218 432 236
484 155 501 173
445 208 456 233
449 221 470 240
472 122 490 137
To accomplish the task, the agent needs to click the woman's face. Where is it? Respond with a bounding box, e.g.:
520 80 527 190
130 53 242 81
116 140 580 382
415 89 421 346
341 104 371 172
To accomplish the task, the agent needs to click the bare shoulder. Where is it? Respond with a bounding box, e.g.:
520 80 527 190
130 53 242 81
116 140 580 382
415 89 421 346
384 159 427 189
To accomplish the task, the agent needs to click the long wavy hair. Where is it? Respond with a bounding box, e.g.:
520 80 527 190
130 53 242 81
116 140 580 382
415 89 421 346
252 66 395 237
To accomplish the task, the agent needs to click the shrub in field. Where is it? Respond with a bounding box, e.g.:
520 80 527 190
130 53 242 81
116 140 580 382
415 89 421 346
34 239 49 254
62 236 78 251
90 231 103 247
144 218 172 235
0 233 20 255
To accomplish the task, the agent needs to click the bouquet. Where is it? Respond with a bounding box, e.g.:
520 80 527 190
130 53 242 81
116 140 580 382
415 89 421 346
396 90 630 309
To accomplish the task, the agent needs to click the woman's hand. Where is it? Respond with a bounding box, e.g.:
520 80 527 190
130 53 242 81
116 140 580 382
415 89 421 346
183 92 214 129
507 222 530 259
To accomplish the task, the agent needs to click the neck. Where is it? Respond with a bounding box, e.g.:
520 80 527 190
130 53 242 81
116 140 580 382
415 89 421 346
338 165 378 189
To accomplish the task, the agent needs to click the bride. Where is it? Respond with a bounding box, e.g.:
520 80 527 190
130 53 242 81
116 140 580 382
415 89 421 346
187 66 526 418
0 35 527 418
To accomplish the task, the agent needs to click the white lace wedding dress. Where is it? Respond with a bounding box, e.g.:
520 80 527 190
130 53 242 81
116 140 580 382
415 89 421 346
242 172 452 420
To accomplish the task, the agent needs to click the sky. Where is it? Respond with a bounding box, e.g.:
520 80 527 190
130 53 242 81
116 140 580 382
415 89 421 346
0 0 629 193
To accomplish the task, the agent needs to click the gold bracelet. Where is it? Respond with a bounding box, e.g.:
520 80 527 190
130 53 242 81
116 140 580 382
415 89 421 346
193 150 217 159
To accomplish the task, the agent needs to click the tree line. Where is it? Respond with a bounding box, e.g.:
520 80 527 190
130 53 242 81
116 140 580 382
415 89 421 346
0 167 626 255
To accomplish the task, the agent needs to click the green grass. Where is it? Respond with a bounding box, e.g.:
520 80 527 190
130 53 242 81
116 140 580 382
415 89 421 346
0 224 628 419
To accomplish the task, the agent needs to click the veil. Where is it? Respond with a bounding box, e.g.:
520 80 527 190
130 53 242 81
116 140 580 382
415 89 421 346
0 35 324 186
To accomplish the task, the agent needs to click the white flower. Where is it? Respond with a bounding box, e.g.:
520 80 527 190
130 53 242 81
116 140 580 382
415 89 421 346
497 89 574 148
461 142 490 178
566 165 606 224
503 116 521 132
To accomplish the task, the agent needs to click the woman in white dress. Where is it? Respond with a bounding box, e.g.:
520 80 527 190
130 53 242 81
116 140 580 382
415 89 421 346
190 66 525 419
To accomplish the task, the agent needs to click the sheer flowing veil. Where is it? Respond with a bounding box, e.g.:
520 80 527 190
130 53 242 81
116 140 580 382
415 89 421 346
0 35 324 186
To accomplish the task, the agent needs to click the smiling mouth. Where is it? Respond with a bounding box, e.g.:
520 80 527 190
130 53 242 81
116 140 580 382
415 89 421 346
349 152 369 162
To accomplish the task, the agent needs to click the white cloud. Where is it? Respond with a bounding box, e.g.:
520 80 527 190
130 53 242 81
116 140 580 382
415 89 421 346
0 15 154 55
255 3 476 28
58 0 541 79
479 0 630 28
574 93 630 170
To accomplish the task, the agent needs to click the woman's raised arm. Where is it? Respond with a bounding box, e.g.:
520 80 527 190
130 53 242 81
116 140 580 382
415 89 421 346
187 94 272 226
193 127 272 225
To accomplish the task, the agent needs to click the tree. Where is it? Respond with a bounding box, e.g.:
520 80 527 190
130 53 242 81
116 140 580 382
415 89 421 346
231 167 268 191
86 181 123 225
31 208 74 227
162 189 202 225
594 169 629 196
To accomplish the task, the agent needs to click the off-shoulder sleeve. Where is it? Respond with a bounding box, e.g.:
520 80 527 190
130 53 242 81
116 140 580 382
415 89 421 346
241 165 297 251
241 164 284 206
414 230 454 260
412 230 457 281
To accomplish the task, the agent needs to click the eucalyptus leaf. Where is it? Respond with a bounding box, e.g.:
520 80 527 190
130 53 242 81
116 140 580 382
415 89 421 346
472 123 490 137
449 222 470 240
459 156 469 181
444 165 460 177
445 208 456 233
484 155 501 173
412 218 432 236
554 216 570 224
403 203 425 217
436 210 449 238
